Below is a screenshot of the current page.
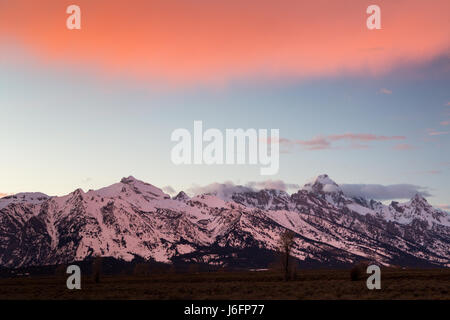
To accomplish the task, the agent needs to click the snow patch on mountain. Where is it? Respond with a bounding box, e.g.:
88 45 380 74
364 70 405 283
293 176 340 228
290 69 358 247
0 175 449 268
0 192 49 210
303 174 341 193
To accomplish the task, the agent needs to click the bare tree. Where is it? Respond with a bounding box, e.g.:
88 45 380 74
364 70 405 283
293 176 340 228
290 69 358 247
279 230 295 281
92 255 102 283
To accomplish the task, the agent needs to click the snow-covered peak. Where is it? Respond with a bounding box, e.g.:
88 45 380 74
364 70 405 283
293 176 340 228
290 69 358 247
263 189 291 198
174 191 190 201
231 188 291 210
410 193 429 205
72 188 85 195
1 175 450 269
92 176 169 200
0 192 50 210
303 174 341 193
120 176 139 184
395 194 432 213
378 194 450 227
190 193 229 208
313 174 337 185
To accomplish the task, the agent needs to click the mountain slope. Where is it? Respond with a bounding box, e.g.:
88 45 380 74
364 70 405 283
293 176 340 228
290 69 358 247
0 175 449 268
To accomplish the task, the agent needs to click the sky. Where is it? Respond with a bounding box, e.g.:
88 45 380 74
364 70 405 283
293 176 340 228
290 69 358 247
0 0 449 209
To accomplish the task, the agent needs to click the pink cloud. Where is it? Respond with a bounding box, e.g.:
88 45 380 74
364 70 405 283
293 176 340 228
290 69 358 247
440 121 450 126
348 143 370 150
295 136 331 150
423 170 441 175
436 204 450 211
280 133 405 151
379 88 392 95
427 129 449 136
393 143 415 150
328 133 405 141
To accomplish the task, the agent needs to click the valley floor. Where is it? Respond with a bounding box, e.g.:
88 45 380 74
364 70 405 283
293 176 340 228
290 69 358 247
0 269 449 300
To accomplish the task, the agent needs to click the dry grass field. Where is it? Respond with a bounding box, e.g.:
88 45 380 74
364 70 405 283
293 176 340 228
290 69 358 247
0 268 448 300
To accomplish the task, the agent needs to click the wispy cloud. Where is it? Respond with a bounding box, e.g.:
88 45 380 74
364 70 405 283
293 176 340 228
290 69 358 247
393 143 415 150
186 180 431 202
246 180 299 191
340 184 431 200
162 186 176 195
295 136 331 150
347 143 370 150
328 133 404 141
187 182 253 198
436 204 450 212
407 169 443 175
379 88 392 95
427 129 449 136
440 121 450 126
420 170 441 175
280 133 405 151
187 179 299 198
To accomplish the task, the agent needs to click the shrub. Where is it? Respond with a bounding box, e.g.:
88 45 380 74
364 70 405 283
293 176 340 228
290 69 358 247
92 255 102 283
133 263 151 277
350 262 369 281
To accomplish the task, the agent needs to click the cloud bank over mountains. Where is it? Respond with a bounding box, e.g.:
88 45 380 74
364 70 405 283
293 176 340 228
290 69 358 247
339 184 431 200
182 178 431 201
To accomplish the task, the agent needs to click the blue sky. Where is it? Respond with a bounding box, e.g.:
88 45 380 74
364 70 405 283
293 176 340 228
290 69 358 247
1 50 449 209
0 1 449 209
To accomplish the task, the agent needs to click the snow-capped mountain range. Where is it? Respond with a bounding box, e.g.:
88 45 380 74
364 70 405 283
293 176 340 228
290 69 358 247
0 175 449 268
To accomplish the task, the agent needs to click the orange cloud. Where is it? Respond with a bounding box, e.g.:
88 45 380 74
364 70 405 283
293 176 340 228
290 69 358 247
0 0 449 85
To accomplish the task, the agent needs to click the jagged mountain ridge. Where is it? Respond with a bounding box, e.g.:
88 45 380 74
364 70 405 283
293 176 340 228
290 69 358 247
0 175 449 268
